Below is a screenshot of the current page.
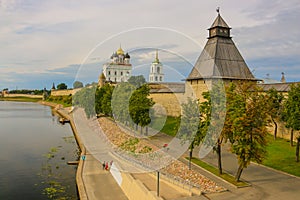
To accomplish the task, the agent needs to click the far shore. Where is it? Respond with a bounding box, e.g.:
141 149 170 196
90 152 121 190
0 96 42 102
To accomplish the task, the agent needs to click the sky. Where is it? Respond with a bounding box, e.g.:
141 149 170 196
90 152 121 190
0 0 299 90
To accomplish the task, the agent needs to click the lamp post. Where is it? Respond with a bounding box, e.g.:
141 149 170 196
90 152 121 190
189 148 192 170
157 171 160 196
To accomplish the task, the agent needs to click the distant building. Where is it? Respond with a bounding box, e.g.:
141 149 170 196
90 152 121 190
149 50 164 83
102 46 132 83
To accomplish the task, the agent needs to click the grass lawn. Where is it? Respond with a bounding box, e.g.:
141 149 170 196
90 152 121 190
189 157 250 187
263 134 300 177
0 96 42 102
150 116 180 136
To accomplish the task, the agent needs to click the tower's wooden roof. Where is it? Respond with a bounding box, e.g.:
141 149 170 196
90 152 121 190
187 14 256 81
209 14 230 29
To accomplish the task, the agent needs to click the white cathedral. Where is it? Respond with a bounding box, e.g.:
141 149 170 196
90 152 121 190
102 47 164 83
149 50 164 83
102 46 132 83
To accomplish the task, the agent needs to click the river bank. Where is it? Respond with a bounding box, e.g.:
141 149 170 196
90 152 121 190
39 101 88 200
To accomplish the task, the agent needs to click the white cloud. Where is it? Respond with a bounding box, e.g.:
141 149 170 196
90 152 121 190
0 0 299 88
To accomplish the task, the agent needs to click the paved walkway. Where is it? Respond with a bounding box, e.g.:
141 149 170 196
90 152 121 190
147 131 300 200
201 144 300 200
82 153 128 200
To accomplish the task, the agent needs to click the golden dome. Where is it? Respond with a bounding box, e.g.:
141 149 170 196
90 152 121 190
117 46 124 55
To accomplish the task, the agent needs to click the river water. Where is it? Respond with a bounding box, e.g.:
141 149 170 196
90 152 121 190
0 101 79 200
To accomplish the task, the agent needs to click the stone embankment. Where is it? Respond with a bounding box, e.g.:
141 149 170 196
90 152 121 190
98 117 225 194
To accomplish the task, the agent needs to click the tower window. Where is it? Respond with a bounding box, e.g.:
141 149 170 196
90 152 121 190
115 71 117 75
121 71 123 76
108 71 111 75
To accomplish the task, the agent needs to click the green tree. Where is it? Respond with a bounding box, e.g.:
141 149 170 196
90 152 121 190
111 82 135 125
57 83 68 90
266 88 284 140
178 98 203 170
200 81 226 174
95 84 114 116
129 84 154 134
282 84 300 160
73 81 84 89
229 82 269 181
73 86 97 118
128 75 146 88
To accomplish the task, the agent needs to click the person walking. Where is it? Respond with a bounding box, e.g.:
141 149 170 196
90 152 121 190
102 161 105 170
105 162 109 170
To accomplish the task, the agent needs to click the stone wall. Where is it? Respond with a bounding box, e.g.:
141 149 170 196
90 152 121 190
267 119 300 141
149 92 185 117
3 93 43 98
50 88 81 96
185 80 208 102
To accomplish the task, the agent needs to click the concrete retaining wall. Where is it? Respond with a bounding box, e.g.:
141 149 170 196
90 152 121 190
120 173 163 200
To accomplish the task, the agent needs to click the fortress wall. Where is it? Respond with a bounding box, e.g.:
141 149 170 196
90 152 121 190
267 119 299 141
185 80 209 102
51 88 81 96
149 81 210 117
149 93 185 117
3 93 43 98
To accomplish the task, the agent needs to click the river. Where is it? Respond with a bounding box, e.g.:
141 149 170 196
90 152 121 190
0 101 79 200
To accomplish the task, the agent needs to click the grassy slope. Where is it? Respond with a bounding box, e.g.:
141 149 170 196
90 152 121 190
45 95 72 107
150 116 180 136
190 157 249 187
263 134 300 177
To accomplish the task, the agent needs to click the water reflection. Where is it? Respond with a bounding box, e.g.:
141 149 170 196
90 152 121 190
0 101 79 199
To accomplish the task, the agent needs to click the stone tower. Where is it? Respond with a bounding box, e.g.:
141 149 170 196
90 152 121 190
186 10 257 99
98 72 106 87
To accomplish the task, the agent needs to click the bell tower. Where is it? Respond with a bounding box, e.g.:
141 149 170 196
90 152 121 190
149 50 164 82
